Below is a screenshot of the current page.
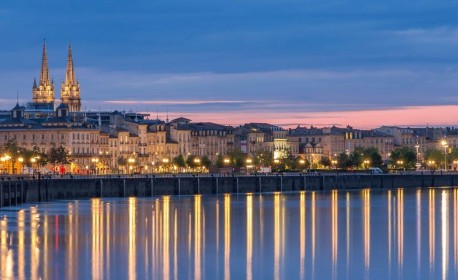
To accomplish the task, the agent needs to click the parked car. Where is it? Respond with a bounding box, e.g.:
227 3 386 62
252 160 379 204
368 167 384 174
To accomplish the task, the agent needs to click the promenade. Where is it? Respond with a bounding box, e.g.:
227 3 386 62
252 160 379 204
1 172 458 208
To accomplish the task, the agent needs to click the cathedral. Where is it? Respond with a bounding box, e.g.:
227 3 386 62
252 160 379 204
31 42 81 112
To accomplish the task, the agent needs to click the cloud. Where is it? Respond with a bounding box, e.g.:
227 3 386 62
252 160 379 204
77 66 458 108
392 27 458 44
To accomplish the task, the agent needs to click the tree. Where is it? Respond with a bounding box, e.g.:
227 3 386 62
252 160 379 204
254 151 273 167
349 150 363 169
215 154 225 168
362 147 383 167
186 155 197 168
1 139 20 174
337 153 351 169
31 146 48 167
48 146 70 165
226 148 245 168
320 156 331 168
390 147 417 169
172 155 186 168
201 156 212 169
424 148 443 169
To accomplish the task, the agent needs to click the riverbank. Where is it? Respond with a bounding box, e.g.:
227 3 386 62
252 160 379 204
1 173 457 207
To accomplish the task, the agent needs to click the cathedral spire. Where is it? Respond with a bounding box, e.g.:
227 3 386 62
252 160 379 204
32 40 55 110
40 40 51 85
65 44 76 85
60 43 81 112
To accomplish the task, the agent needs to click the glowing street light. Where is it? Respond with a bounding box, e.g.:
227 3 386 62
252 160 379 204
441 140 448 171
128 157 136 174
18 157 24 174
92 157 100 174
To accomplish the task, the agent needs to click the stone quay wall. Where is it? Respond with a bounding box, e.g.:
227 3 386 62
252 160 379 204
1 173 457 207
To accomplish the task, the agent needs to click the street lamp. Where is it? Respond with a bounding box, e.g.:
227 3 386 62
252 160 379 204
18 157 24 174
331 159 338 168
0 156 6 174
363 159 370 169
441 140 448 171
31 157 37 173
224 158 230 165
128 157 135 174
91 157 99 174
193 157 201 173
1 155 11 174
397 160 404 169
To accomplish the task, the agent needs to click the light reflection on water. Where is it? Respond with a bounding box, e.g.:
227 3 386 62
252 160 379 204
1 188 458 279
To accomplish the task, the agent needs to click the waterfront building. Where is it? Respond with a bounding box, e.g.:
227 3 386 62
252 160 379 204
235 123 299 158
0 103 100 173
189 122 234 162
344 128 394 161
169 117 193 156
289 126 346 160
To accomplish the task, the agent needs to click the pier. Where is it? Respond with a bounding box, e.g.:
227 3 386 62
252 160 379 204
1 173 457 207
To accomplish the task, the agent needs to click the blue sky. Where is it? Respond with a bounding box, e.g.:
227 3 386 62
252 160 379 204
1 1 458 127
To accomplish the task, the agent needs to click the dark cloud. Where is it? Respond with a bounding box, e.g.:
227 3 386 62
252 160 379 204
1 0 458 124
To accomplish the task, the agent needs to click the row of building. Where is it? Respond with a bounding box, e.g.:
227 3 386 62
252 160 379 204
0 101 455 173
0 43 456 173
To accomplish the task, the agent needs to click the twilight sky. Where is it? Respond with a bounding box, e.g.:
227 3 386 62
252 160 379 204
1 1 458 128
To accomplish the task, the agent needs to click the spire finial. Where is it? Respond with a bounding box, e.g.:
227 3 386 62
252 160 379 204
65 44 75 85
40 39 50 85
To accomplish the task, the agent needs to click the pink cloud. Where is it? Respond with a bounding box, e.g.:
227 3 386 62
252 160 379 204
162 105 458 129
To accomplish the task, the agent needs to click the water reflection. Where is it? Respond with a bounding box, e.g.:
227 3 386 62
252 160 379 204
455 189 458 271
299 192 305 280
442 191 449 280
331 190 338 279
430 189 436 269
397 189 404 271
246 194 253 280
224 194 231 280
311 191 316 279
362 189 371 271
2 189 458 279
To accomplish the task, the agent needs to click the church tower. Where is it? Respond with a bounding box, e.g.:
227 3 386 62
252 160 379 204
32 41 55 109
60 45 81 112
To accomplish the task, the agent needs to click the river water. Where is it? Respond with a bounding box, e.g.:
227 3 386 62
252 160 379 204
0 188 457 279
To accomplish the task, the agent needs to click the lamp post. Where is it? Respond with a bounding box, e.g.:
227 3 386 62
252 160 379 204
331 159 338 169
0 156 6 174
31 157 37 174
299 159 306 172
18 157 24 174
441 140 448 171
162 158 170 173
246 158 253 173
2 155 11 174
128 157 135 174
453 160 458 172
193 157 201 173
363 159 370 169
91 157 99 174
397 160 404 170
